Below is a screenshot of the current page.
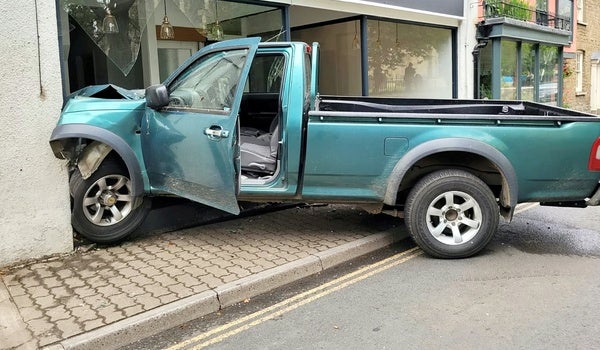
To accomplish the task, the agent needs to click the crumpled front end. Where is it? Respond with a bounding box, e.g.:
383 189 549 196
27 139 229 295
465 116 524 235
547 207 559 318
50 84 150 197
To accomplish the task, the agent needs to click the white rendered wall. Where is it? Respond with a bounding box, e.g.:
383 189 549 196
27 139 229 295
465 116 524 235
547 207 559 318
0 1 73 266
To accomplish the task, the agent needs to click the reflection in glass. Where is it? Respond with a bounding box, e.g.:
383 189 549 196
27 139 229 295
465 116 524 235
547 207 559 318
366 20 452 98
479 44 492 99
500 40 517 100
64 0 155 76
540 44 559 105
521 43 536 101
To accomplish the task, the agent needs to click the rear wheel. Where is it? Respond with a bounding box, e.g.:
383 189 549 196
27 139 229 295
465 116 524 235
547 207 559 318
70 158 151 244
405 169 499 258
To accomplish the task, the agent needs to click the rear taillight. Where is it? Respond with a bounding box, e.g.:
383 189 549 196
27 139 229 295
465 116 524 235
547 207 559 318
589 137 600 171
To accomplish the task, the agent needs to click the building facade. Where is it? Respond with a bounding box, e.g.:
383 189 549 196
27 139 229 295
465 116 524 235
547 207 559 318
0 1 73 266
1 0 481 266
475 0 574 105
563 0 600 113
58 0 475 99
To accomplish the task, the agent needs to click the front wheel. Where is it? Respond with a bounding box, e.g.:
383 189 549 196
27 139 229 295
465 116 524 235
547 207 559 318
70 158 151 244
405 169 499 259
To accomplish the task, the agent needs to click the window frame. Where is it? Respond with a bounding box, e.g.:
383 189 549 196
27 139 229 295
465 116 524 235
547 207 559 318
576 0 584 23
576 50 584 93
167 48 250 114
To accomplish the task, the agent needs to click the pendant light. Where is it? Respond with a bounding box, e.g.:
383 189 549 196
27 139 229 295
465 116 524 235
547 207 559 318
212 0 224 40
102 8 119 34
160 0 175 39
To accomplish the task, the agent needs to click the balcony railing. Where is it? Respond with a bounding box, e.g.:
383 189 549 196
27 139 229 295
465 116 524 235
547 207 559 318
482 0 571 31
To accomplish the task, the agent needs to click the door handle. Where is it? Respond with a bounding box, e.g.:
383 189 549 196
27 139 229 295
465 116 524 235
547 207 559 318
204 126 230 139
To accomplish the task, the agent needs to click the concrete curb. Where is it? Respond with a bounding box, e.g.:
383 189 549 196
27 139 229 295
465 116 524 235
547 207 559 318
46 230 406 350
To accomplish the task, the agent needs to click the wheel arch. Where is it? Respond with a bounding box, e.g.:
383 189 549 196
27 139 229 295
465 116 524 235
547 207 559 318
50 124 144 197
384 138 518 220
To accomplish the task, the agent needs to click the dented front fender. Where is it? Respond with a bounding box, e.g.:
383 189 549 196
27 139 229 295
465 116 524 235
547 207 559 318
49 124 147 197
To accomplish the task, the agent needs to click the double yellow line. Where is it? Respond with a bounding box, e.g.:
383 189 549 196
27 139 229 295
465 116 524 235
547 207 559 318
167 247 422 350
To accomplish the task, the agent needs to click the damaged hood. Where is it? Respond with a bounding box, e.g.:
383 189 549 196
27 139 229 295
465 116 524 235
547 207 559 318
68 84 145 100
62 84 147 114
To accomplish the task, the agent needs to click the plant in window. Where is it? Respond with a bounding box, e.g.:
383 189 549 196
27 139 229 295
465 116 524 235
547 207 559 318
485 0 532 21
563 61 574 78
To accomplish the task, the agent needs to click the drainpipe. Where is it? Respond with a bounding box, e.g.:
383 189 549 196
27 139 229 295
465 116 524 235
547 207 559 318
472 40 488 99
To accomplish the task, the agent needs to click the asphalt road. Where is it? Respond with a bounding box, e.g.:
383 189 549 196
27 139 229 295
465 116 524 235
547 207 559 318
127 204 600 350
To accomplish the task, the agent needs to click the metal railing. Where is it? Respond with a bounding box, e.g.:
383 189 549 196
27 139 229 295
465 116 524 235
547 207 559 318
482 1 571 31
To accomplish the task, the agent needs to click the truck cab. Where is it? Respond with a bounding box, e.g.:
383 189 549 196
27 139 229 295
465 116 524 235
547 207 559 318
144 38 315 215
143 38 312 212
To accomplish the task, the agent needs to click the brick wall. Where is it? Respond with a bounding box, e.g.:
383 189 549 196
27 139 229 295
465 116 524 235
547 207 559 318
565 0 600 114
562 58 579 109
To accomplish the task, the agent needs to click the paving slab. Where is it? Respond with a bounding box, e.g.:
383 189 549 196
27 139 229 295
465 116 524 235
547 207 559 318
0 205 406 349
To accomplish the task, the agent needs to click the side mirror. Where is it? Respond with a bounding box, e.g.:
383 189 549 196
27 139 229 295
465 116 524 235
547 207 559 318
145 84 169 110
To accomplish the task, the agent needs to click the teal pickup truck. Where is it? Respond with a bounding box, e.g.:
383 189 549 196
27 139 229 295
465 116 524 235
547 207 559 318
50 37 600 258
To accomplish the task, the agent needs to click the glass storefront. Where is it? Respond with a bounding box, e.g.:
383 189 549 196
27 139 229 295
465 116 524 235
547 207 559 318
476 38 562 105
539 44 559 104
367 20 453 98
521 43 536 101
59 1 457 99
291 18 455 98
292 20 362 96
479 44 492 99
60 0 284 94
500 41 518 100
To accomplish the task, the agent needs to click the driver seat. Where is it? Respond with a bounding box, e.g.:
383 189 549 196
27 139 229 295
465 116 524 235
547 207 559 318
240 119 279 174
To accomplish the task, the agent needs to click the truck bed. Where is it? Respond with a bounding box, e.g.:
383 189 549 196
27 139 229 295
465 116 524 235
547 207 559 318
316 96 598 122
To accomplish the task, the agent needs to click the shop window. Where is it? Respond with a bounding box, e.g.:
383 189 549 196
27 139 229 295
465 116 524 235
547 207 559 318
291 20 361 96
158 41 201 82
539 45 559 105
60 0 284 94
500 41 518 100
367 20 452 98
521 43 536 101
479 44 493 99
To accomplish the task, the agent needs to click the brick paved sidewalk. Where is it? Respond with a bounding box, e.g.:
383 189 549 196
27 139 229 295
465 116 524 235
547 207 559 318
0 205 404 349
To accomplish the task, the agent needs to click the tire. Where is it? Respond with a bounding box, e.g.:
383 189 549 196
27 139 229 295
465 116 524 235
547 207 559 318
405 169 499 259
70 158 151 244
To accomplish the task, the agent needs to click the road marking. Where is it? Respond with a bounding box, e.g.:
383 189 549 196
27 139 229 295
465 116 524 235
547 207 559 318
167 247 422 350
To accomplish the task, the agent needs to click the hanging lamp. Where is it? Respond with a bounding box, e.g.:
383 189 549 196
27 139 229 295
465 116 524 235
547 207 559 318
102 8 119 34
160 0 175 39
212 0 224 40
